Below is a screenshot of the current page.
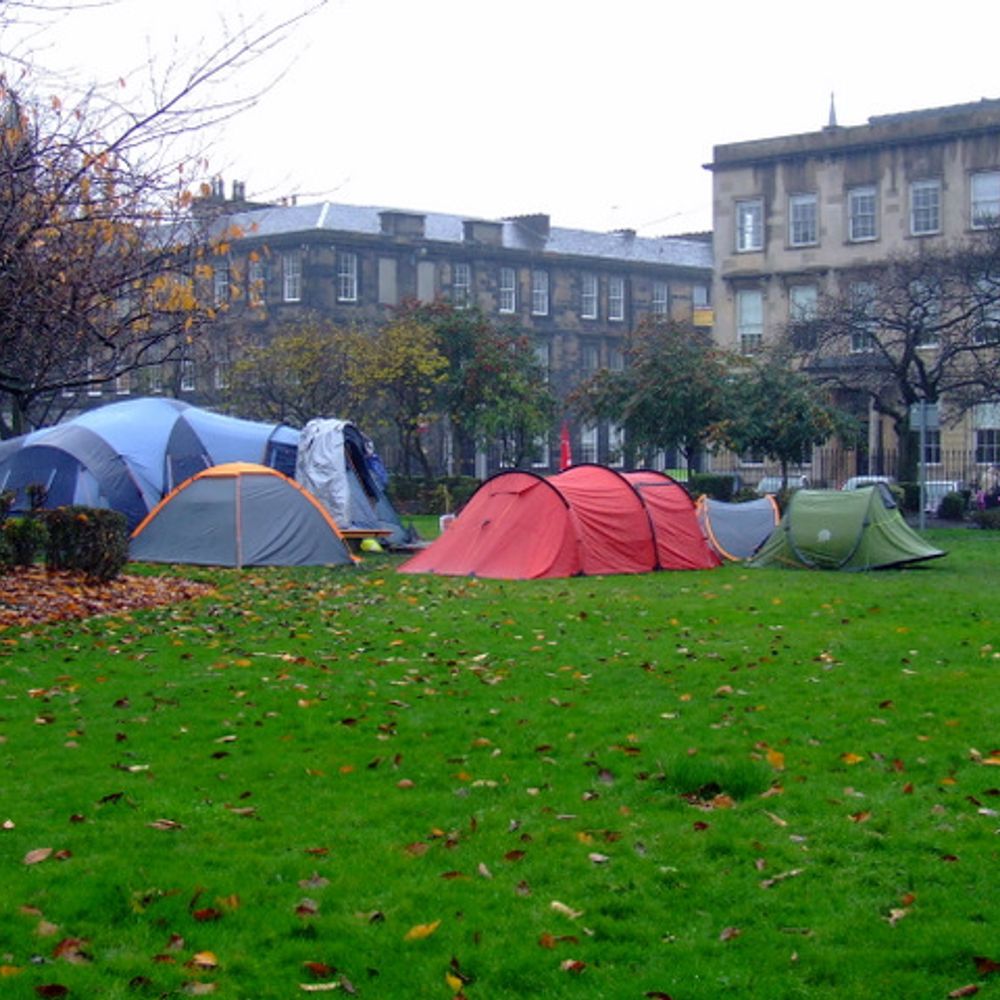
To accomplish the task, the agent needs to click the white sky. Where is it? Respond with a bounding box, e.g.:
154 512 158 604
6 0 1000 236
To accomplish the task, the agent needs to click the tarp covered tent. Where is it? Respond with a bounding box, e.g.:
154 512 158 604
0 398 299 530
696 494 781 561
398 464 719 579
130 463 356 567
295 417 407 545
748 485 945 571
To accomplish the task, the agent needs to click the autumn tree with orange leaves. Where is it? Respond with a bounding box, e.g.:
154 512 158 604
0 2 325 437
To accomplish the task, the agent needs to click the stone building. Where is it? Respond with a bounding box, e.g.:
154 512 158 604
190 191 713 473
706 97 1000 488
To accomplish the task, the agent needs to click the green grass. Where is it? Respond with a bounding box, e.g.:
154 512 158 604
1 528 998 998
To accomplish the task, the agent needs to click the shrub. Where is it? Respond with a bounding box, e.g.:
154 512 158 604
0 489 14 522
2 517 49 568
971 507 1000 530
688 473 738 501
43 506 130 582
936 491 966 521
388 476 480 514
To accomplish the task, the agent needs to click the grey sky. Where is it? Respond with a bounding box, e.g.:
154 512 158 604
8 0 1000 235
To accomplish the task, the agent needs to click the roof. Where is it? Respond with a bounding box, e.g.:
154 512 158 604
219 201 713 271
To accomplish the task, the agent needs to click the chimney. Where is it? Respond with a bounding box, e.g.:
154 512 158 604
508 214 550 239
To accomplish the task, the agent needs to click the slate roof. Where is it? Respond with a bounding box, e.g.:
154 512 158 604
220 201 713 272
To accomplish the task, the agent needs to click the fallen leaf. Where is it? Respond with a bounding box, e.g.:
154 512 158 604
24 848 53 865
766 747 786 770
404 920 441 941
947 987 979 998
148 818 184 831
550 901 583 920
560 959 586 973
187 952 218 970
886 908 909 927
52 938 90 964
299 986 340 993
974 956 1000 975
719 926 742 941
841 752 865 765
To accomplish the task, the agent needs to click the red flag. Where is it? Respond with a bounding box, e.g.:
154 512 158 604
559 422 572 471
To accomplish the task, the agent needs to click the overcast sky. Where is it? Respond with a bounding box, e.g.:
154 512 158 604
7 0 1000 236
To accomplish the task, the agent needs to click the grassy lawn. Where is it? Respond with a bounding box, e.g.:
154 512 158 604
1 528 997 998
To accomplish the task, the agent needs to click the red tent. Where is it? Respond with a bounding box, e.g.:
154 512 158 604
398 465 720 579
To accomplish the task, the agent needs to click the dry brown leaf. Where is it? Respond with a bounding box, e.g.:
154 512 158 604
23 848 53 865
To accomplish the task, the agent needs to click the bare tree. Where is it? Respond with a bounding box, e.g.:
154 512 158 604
786 227 1000 472
0 2 326 436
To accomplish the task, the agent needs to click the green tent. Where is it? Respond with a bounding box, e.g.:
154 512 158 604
749 485 945 571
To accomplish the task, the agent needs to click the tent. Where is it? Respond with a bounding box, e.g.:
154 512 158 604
130 462 356 567
748 485 945 571
0 398 299 531
398 464 719 579
696 494 781 561
295 418 407 545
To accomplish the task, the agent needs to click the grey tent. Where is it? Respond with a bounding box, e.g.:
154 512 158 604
130 463 356 567
295 418 407 545
696 494 781 561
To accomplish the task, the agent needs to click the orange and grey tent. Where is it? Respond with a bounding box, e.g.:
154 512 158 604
695 494 781 561
398 464 719 580
130 462 356 567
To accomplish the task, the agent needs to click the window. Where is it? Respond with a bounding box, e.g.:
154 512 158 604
975 279 1000 343
581 343 600 372
146 363 163 394
337 251 358 302
247 257 265 306
608 346 624 371
452 262 471 307
849 186 877 241
531 269 549 316
530 436 550 469
849 281 877 353
652 281 669 317
608 423 625 467
580 424 598 464
971 171 1000 229
923 428 941 465
692 284 710 307
533 340 550 381
282 252 302 302
789 284 818 322
910 180 941 236
417 260 435 303
910 279 941 347
608 276 625 321
213 264 229 307
180 359 196 393
115 372 131 395
736 289 763 354
214 361 230 391
736 198 764 252
789 194 818 246
581 273 598 319
974 403 1000 464
977 428 1000 465
499 267 516 313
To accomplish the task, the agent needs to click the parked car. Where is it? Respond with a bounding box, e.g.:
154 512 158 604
841 475 895 491
756 474 809 494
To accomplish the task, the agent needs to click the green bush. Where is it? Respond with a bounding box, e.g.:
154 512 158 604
0 489 15 522
2 516 49 568
971 507 1000 530
936 491 966 520
688 472 738 501
43 506 130 582
899 481 920 512
388 475 480 514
